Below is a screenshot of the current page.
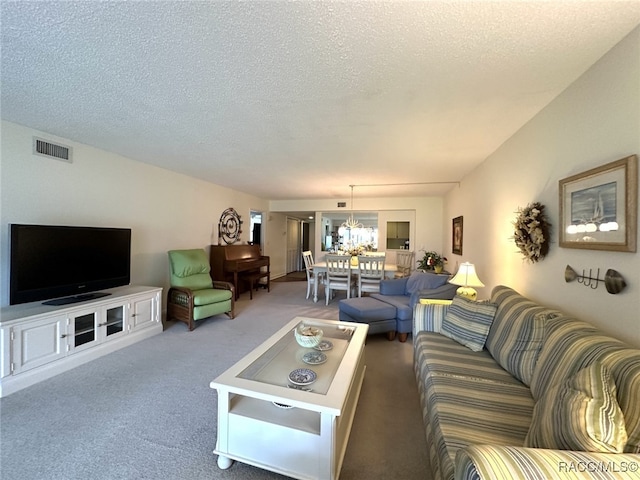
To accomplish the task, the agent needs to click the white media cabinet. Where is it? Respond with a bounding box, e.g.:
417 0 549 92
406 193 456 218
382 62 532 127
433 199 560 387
0 285 162 398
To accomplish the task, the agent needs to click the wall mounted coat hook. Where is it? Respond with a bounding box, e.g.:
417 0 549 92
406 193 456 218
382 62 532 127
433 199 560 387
564 265 626 294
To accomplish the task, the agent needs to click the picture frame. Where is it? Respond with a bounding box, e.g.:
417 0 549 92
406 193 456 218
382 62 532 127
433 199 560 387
452 216 463 255
559 155 637 252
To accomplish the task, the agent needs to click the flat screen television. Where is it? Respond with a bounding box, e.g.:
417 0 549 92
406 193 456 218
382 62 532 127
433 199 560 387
10 224 131 306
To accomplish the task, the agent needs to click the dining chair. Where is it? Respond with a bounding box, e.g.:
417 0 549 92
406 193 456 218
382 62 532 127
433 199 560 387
324 254 353 305
395 250 414 278
357 255 386 296
302 250 322 300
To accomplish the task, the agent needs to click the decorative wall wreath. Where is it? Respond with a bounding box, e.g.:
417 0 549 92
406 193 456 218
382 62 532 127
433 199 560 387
512 202 551 263
218 207 243 244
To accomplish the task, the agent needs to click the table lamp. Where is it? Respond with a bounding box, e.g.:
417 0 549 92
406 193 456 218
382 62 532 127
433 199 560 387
449 262 484 300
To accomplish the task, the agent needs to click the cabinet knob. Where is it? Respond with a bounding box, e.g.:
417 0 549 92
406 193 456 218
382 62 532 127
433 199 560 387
98 322 107 327
61 334 68 338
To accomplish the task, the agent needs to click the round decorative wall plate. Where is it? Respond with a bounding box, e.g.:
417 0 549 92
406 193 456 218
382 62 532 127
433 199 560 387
218 207 243 244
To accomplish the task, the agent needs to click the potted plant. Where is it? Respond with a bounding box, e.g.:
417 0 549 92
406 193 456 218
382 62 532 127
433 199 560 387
341 243 367 266
417 250 447 273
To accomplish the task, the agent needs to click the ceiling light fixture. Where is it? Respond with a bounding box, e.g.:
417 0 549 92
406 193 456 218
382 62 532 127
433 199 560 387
341 185 363 230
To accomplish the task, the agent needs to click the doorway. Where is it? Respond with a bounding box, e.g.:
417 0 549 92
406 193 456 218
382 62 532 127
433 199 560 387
250 211 263 249
286 218 301 274
302 222 310 252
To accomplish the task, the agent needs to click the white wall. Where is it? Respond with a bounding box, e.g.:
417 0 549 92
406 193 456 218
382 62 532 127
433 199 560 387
444 27 640 346
0 122 444 299
0 121 270 307
264 212 289 279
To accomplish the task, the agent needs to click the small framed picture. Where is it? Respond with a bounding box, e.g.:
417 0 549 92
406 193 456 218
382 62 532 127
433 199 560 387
452 216 463 255
559 155 637 252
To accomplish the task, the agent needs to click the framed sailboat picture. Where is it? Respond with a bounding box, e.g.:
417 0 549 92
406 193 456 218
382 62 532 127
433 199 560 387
559 155 637 252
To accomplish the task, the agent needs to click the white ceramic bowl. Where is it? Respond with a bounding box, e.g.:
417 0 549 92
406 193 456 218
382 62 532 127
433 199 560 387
294 324 323 348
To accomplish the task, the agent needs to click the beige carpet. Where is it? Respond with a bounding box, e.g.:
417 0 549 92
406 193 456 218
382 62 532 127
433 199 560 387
0 281 431 480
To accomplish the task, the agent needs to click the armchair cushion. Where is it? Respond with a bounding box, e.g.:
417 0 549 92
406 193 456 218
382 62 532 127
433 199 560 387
169 249 210 277
193 288 232 306
168 249 214 290
172 273 213 290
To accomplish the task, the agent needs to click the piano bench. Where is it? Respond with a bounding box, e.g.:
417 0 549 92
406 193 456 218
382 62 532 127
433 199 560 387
244 271 271 299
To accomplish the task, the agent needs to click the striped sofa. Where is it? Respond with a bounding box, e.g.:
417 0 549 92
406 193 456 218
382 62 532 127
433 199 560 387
413 285 640 480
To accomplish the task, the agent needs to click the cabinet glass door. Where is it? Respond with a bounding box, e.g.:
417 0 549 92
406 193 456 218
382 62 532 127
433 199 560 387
73 312 96 348
104 306 125 338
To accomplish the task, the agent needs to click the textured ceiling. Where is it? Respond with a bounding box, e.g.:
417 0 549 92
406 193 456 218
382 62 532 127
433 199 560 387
2 1 639 201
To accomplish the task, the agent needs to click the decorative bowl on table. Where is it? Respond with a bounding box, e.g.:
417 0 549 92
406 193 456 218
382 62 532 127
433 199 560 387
294 324 323 348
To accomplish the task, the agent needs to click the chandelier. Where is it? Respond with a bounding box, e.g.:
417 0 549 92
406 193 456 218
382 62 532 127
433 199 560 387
341 185 363 230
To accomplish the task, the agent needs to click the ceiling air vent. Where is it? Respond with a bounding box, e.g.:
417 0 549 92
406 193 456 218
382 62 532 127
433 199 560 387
33 137 72 163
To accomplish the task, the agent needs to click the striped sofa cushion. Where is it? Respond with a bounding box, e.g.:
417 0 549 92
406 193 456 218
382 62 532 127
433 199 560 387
441 296 497 352
415 332 524 386
530 317 640 453
414 332 534 480
456 445 640 480
525 361 628 453
423 372 534 480
487 285 562 386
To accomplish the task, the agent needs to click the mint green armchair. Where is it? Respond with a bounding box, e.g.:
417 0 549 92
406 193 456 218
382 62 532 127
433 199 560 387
167 249 235 331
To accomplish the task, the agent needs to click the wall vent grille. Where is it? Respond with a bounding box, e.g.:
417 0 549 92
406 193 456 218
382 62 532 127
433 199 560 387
337 202 347 208
33 137 72 163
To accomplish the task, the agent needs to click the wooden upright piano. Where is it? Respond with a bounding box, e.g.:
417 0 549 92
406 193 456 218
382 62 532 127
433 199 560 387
210 245 270 300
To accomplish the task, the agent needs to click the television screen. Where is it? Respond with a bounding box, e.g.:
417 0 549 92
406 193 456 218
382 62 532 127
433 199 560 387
10 224 131 305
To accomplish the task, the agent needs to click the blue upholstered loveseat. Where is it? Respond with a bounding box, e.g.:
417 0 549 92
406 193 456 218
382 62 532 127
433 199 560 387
370 272 457 342
413 285 640 480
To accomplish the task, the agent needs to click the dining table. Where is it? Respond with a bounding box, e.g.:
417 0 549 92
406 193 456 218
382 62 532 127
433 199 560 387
310 260 398 303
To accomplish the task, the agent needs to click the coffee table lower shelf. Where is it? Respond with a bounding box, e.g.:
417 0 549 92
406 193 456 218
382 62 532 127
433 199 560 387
213 359 366 480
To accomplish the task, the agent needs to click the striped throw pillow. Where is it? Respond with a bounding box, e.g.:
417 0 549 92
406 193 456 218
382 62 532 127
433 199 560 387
441 296 497 352
525 361 628 453
487 286 562 386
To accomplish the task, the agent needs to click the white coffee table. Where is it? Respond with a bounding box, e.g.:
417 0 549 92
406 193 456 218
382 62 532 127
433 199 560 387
210 316 369 480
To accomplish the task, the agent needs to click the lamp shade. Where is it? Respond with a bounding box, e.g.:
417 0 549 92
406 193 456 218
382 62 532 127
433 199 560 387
449 262 485 288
